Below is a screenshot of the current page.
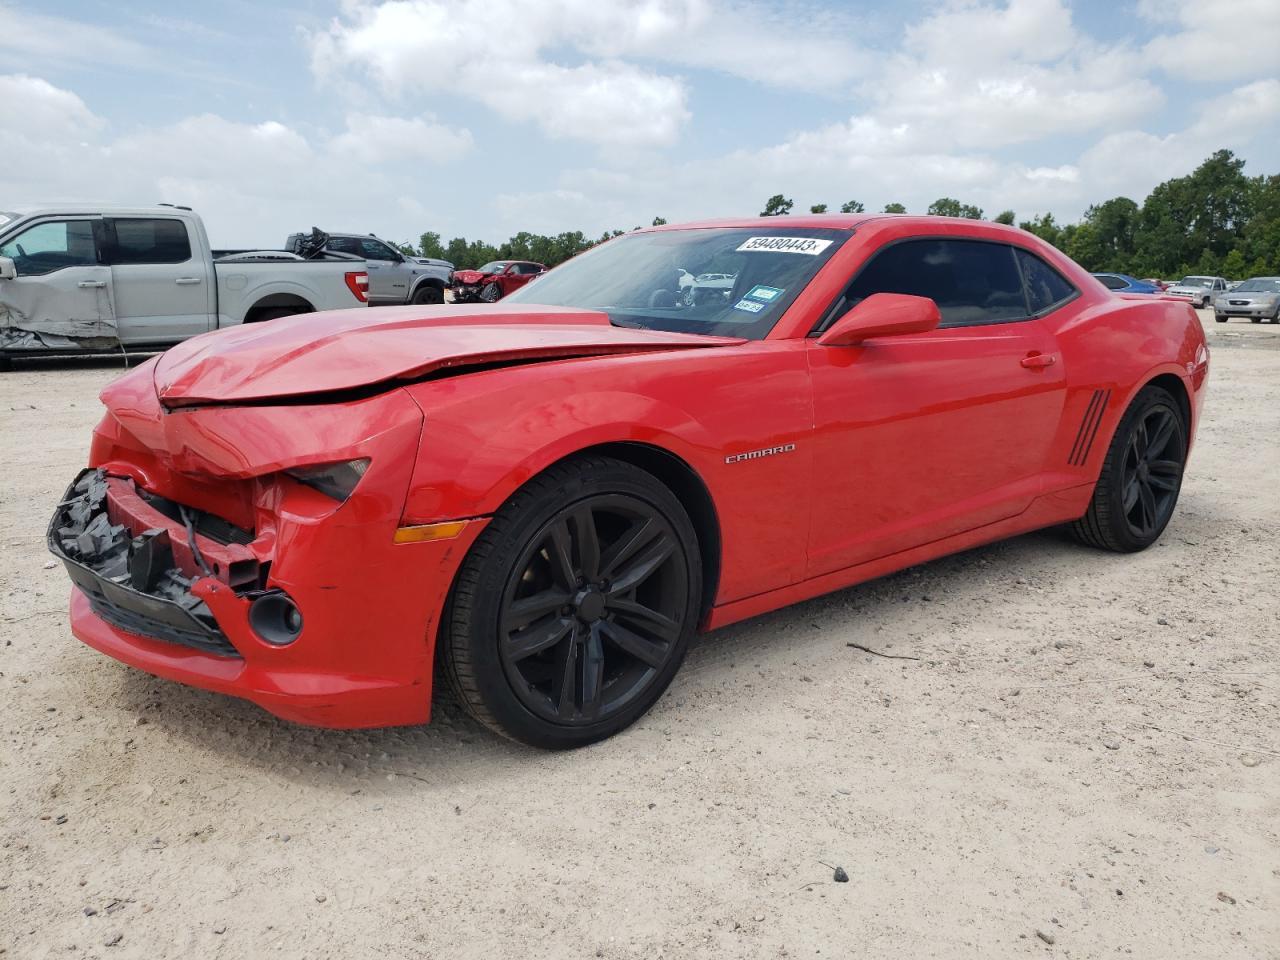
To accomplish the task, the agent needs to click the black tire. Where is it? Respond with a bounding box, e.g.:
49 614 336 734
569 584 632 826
1251 317 1262 323
1070 385 1187 553
479 281 502 303
411 284 444 305
248 306 305 324
0 354 12 372
1215 315 1227 323
440 455 701 749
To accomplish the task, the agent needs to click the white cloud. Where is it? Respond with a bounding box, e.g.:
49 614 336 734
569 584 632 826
308 0 873 148
0 75 475 245
330 113 474 165
0 5 148 67
1078 79 1280 195
1140 0 1280 81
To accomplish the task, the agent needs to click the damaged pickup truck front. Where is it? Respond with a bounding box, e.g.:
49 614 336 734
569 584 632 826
0 206 368 368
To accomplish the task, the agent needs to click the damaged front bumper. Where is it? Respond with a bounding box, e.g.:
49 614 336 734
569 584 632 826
48 470 238 657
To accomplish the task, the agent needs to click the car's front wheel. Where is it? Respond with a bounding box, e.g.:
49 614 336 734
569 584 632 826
480 281 502 303
1070 385 1187 552
411 284 444 305
440 456 701 748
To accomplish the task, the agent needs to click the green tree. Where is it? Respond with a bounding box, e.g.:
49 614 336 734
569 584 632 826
416 231 447 260
882 202 907 214
1018 213 1061 248
839 200 865 214
651 216 667 226
760 194 794 217
929 198 983 219
994 210 1016 225
810 203 828 214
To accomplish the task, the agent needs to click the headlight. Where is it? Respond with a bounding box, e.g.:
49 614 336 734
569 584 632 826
285 458 370 501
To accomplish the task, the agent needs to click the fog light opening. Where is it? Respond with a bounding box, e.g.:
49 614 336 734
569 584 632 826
249 592 304 646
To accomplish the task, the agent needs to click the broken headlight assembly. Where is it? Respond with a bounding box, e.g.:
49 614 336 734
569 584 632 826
284 458 370 501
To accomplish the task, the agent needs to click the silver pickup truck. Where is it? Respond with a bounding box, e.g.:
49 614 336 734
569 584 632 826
288 231 452 305
0 205 369 367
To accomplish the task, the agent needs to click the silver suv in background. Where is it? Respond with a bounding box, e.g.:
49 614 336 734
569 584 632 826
1214 277 1280 323
288 231 452 305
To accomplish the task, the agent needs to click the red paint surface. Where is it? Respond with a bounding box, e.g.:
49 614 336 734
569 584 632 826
68 215 1209 727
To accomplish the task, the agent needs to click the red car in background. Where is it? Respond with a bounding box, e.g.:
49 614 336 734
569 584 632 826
49 215 1208 748
452 260 546 302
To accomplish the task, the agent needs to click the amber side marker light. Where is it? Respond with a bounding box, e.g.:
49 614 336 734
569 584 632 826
394 520 470 544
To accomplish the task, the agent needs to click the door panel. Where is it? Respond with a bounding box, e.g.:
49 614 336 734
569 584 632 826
805 320 1067 578
0 266 117 347
357 238 403 302
0 217 118 348
108 218 212 344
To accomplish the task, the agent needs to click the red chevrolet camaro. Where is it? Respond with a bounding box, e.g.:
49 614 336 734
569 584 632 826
49 215 1209 748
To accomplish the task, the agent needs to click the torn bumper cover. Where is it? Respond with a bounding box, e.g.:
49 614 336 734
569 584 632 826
48 470 237 657
49 448 488 728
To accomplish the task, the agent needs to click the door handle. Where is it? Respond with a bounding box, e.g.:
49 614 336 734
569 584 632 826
1021 352 1057 369
78 280 107 289
175 278 202 285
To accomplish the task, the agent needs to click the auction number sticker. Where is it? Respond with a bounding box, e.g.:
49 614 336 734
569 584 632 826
735 236 832 255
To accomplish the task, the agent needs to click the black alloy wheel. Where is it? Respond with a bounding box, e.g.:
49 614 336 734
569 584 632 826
480 281 502 303
1117 404 1183 539
412 284 444 305
441 456 701 748
1071 385 1187 552
498 494 688 726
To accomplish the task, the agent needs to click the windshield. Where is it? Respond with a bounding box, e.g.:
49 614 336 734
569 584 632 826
1178 277 1213 287
504 227 849 339
477 261 507 273
1234 278 1280 293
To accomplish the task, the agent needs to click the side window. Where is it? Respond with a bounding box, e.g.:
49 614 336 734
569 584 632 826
843 239 1028 327
109 219 192 265
1098 274 1126 290
0 220 98 275
358 238 399 261
1016 249 1077 313
327 237 360 256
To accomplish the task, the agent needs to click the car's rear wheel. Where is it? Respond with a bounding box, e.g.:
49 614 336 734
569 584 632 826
479 281 502 303
440 455 701 748
1070 385 1187 553
411 284 444 305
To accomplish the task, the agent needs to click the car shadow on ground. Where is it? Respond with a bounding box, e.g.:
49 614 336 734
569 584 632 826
102 525 1094 790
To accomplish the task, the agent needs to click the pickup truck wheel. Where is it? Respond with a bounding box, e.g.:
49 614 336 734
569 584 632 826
480 282 503 303
411 285 444 305
249 307 306 324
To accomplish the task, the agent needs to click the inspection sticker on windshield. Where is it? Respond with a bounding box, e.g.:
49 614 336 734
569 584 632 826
736 236 832 255
732 298 766 314
743 284 783 303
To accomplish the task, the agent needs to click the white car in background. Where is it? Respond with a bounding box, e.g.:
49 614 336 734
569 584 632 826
1165 275 1227 308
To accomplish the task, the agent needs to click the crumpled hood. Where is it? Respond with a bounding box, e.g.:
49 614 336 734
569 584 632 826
451 270 492 284
153 304 743 407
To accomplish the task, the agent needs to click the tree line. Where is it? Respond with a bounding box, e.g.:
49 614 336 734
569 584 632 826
399 150 1279 279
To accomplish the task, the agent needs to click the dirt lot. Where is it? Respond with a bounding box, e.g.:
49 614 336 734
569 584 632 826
2 312 1277 959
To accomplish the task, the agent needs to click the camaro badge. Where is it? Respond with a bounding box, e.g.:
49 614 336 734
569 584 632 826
725 443 796 464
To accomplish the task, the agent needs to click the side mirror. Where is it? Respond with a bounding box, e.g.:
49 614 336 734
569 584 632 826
817 293 940 346
0 256 15 280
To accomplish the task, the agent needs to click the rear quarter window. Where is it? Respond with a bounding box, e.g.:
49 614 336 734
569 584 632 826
109 218 192 265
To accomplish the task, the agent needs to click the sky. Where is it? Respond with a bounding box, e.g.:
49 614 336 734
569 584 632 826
2 0 1278 249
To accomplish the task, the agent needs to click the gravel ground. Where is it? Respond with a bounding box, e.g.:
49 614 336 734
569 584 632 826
2 312 1277 959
